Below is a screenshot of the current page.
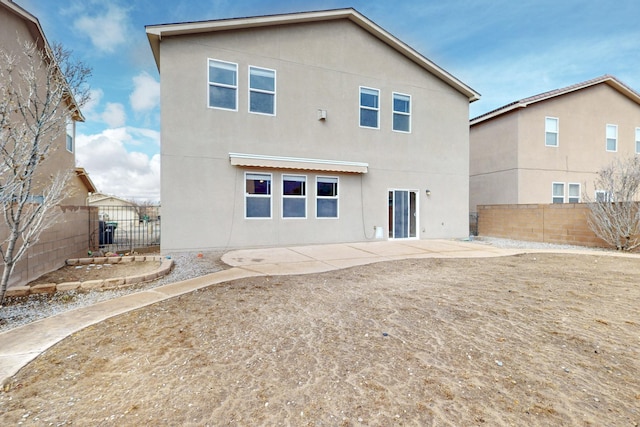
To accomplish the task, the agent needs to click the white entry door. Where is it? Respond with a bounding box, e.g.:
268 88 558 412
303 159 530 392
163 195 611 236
388 190 418 239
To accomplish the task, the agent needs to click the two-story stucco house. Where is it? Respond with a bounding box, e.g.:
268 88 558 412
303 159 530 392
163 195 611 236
146 8 480 252
1 0 97 287
470 75 640 212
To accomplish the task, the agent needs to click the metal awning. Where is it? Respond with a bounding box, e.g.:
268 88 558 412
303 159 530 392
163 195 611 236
229 152 368 173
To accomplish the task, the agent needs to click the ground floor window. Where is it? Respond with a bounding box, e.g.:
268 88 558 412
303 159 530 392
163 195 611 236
552 182 565 203
245 172 271 218
552 181 581 203
282 174 306 218
316 176 338 218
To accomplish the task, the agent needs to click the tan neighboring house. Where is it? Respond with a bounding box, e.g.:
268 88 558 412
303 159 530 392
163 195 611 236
470 75 640 212
1 0 96 287
146 8 480 252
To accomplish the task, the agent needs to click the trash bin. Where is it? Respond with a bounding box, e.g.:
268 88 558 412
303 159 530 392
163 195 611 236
99 221 117 245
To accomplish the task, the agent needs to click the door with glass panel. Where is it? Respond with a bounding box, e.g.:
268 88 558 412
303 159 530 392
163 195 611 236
388 190 418 239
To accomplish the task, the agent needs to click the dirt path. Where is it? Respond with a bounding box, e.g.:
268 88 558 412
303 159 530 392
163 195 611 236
1 253 639 425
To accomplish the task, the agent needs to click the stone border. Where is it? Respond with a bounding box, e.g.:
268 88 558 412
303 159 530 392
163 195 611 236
5 256 174 298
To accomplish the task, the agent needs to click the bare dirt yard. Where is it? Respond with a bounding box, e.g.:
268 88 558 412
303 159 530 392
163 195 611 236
1 252 639 426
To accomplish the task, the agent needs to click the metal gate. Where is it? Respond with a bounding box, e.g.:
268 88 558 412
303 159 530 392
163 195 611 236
89 205 160 253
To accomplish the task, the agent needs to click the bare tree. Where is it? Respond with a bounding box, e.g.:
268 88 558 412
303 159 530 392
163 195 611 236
0 40 91 304
585 156 640 251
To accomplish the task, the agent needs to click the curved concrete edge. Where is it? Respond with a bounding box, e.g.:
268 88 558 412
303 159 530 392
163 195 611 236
0 267 260 385
4 256 174 299
1 239 638 386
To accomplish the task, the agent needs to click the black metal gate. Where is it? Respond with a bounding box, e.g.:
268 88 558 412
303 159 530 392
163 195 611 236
89 205 160 253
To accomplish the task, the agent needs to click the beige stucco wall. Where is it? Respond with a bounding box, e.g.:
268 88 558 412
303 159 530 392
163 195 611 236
1 3 78 200
470 83 640 212
159 19 472 251
1 4 92 288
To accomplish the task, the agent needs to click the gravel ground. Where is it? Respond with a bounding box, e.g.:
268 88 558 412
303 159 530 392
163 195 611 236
0 251 227 333
0 239 606 334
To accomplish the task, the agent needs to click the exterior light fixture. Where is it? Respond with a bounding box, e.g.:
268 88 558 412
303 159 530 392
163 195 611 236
425 189 431 196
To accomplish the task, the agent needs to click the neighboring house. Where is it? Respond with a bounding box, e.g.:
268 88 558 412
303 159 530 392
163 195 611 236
88 193 139 223
146 8 480 251
469 75 640 212
1 0 96 287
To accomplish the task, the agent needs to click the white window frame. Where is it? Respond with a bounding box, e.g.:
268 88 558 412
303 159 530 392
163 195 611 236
208 59 238 111
392 92 411 133
316 176 339 219
568 183 581 203
66 120 75 153
545 117 559 147
359 86 380 129
245 172 272 219
635 127 640 154
606 124 618 152
552 182 565 204
248 66 276 116
282 174 307 219
595 190 612 202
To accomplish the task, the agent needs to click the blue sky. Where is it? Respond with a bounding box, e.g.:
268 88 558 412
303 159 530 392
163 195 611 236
16 0 640 201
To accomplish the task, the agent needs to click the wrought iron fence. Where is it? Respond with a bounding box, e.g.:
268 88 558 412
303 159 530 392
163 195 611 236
89 205 161 253
469 212 478 236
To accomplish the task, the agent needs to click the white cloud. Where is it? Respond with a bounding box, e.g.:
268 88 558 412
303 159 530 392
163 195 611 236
101 102 127 128
130 72 160 113
76 127 160 202
73 5 129 53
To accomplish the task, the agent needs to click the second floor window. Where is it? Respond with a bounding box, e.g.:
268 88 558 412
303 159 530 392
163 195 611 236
249 66 275 115
360 87 379 128
545 117 558 147
392 93 411 133
606 124 618 152
66 121 75 153
636 128 640 154
208 59 237 110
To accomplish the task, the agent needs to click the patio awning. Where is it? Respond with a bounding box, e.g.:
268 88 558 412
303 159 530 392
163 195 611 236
229 152 368 173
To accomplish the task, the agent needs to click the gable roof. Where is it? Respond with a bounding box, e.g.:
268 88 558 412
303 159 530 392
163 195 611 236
146 8 480 102
471 75 640 126
0 0 84 121
75 167 97 194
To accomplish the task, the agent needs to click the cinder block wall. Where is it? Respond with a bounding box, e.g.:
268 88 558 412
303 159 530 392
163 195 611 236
478 204 609 248
3 206 99 288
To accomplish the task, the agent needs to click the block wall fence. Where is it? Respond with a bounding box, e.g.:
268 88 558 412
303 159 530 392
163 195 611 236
477 203 611 248
1 206 99 289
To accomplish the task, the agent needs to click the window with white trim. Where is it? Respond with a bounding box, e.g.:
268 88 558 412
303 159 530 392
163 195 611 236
282 175 306 218
552 182 565 203
545 117 558 147
359 87 379 128
245 173 271 218
208 59 237 110
568 183 580 203
636 127 640 154
316 176 338 218
595 190 612 202
606 124 618 152
392 92 411 132
249 66 275 115
66 121 75 153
